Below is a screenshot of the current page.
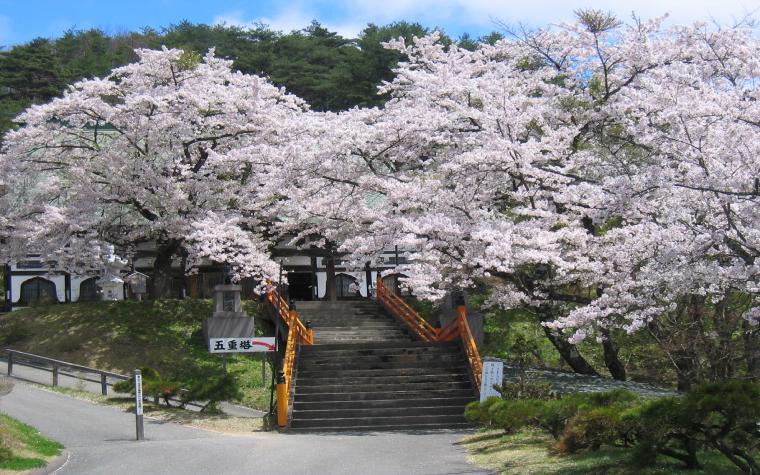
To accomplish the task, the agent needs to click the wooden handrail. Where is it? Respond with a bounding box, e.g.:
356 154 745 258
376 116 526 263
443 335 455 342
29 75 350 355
282 310 298 398
265 280 292 327
438 316 460 342
376 276 482 390
266 283 312 427
456 305 483 391
376 277 439 341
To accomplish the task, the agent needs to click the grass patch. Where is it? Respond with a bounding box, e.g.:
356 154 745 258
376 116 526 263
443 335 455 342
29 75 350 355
42 386 267 435
0 413 63 474
460 429 743 475
0 299 275 411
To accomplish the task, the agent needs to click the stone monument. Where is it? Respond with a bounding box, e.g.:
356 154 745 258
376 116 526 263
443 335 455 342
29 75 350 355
202 266 256 351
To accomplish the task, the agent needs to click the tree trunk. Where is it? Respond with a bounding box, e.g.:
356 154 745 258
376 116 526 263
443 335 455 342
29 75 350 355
656 445 703 470
149 238 181 300
743 320 760 382
648 320 701 391
536 305 600 377
599 328 626 381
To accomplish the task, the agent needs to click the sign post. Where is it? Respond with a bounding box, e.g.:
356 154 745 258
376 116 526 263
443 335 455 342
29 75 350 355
134 369 144 441
480 360 504 402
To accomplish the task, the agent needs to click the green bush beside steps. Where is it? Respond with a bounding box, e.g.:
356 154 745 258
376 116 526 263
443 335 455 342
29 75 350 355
465 381 760 474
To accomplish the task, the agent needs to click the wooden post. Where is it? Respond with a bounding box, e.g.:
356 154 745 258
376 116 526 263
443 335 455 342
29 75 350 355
276 370 287 427
52 366 59 387
101 374 108 395
134 369 144 441
262 353 266 388
7 353 12 376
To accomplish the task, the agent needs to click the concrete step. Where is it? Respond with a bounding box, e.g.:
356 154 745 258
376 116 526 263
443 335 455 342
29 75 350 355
288 422 474 433
311 338 410 344
300 341 459 352
293 405 467 420
300 353 464 366
293 389 475 403
296 360 468 373
289 302 475 432
296 366 464 379
292 396 475 411
289 414 469 430
310 331 405 338
300 345 461 358
297 373 470 387
296 380 472 395
309 321 400 327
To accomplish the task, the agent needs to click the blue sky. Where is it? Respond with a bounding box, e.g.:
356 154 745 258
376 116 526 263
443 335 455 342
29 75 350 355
0 0 758 47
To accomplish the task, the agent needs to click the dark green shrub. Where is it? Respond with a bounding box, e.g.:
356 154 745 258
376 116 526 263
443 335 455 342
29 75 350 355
553 391 641 453
579 389 640 408
533 396 585 440
180 374 243 412
112 366 180 405
464 397 540 433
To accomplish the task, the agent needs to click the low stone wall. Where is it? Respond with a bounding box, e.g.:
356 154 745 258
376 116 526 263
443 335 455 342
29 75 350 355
502 365 680 399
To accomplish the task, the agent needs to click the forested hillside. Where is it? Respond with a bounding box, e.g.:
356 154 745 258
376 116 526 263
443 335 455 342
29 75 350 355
0 20 501 136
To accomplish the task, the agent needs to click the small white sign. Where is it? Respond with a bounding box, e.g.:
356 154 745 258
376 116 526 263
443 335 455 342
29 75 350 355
209 337 276 353
134 373 143 415
480 361 504 402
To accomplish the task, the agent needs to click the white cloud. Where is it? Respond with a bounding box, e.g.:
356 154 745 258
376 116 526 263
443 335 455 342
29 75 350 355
330 0 760 37
212 9 317 34
212 11 250 28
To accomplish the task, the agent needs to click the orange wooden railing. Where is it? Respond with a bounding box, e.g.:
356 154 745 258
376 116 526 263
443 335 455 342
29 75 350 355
265 281 292 327
376 277 439 341
265 283 313 427
376 276 482 392
455 305 483 390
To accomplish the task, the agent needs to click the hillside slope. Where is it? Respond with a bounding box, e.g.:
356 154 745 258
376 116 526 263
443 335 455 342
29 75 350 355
0 299 273 410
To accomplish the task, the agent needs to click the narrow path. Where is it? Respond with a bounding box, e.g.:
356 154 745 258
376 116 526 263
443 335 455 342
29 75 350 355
0 356 265 417
1 382 492 475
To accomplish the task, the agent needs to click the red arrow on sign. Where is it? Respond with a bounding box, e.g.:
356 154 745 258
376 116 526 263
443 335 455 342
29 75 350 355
251 341 275 351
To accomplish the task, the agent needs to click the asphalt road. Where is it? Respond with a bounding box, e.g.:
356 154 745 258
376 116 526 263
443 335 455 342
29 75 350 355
0 382 493 475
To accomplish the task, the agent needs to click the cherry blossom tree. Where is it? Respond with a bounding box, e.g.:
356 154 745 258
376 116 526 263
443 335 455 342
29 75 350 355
0 47 307 297
275 13 760 381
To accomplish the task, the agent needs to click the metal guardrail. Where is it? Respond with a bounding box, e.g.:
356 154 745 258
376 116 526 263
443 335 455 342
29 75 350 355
5 349 129 395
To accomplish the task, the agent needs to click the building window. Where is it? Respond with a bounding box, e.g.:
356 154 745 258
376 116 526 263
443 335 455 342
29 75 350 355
169 277 182 296
386 256 407 265
78 277 100 302
382 274 411 296
20 278 57 303
17 260 44 269
336 274 359 298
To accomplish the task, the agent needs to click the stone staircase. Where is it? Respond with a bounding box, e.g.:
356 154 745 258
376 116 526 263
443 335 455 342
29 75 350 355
288 301 476 432
295 301 410 344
